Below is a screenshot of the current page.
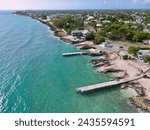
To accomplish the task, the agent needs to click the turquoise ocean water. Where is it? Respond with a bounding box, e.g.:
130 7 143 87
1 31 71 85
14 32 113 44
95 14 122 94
0 11 137 113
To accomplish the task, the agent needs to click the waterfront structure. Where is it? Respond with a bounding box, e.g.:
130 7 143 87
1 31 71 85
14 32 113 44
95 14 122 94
137 49 150 60
71 30 88 37
100 42 113 48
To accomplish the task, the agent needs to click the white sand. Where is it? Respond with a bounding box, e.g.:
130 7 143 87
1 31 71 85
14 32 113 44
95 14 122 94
99 51 150 98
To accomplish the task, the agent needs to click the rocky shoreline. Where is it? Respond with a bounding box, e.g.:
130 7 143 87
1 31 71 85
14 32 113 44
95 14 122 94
90 55 150 112
16 13 150 113
32 16 150 113
128 96 150 112
33 18 80 44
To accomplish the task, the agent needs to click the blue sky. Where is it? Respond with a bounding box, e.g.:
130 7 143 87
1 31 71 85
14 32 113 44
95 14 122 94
0 0 150 10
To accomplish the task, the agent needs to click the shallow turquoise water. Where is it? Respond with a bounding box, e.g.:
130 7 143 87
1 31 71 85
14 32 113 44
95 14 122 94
0 11 137 113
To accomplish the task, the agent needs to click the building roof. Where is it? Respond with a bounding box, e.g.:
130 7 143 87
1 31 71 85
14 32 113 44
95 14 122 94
138 49 150 56
71 30 88 34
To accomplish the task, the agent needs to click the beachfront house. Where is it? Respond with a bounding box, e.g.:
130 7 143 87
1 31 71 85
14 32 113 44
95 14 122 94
137 49 150 60
71 30 88 42
100 42 113 48
71 30 88 37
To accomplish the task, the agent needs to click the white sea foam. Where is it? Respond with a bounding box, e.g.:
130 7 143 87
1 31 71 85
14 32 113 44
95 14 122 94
0 95 3 112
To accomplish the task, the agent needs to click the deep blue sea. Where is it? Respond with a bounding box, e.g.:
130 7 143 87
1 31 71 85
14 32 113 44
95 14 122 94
0 11 137 113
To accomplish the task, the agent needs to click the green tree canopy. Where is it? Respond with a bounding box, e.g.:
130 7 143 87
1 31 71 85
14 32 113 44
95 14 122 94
128 46 140 55
132 31 150 42
144 56 150 64
85 32 95 41
95 32 105 44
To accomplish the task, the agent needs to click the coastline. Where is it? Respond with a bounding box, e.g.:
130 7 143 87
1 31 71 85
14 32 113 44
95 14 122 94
34 18 79 44
1 12 139 113
17 13 150 112
96 49 150 112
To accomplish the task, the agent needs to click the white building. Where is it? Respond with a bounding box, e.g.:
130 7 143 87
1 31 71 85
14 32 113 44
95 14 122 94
102 20 110 23
96 24 103 28
99 42 113 48
143 40 150 45
137 49 150 60
143 28 150 33
71 30 88 37
87 16 94 21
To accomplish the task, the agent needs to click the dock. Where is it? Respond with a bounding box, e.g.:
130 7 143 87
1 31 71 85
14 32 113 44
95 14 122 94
62 52 86 56
62 51 103 57
76 75 145 93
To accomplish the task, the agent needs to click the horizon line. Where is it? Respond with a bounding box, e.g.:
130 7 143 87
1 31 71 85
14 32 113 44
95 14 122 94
0 8 150 11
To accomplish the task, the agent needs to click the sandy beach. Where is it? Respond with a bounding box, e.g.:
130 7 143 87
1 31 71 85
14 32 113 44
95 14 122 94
95 48 150 112
99 49 150 96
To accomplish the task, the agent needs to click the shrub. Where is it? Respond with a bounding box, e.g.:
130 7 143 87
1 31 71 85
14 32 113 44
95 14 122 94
144 56 150 64
85 32 95 41
122 55 129 60
128 46 140 55
95 35 105 45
